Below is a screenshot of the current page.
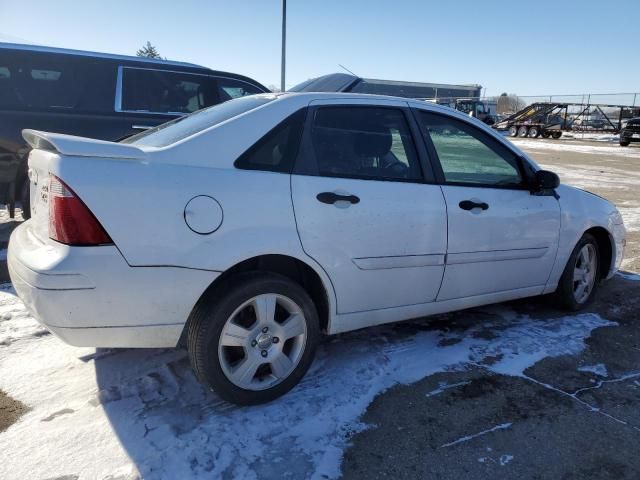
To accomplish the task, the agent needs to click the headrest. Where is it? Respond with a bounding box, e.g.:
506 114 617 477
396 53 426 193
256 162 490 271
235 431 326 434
354 125 392 157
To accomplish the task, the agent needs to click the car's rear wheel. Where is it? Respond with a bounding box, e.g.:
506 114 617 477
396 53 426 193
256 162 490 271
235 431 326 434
509 126 518 137
188 272 319 405
518 126 529 137
556 234 600 311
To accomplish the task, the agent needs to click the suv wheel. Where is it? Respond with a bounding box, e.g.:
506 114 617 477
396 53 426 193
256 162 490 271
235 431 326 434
556 234 600 311
518 126 529 137
188 272 320 405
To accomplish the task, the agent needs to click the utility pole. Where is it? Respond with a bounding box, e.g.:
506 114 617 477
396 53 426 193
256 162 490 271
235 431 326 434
281 0 286 92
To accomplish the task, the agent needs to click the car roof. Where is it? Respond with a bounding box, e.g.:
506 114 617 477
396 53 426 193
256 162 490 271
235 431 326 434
0 42 270 91
0 41 205 70
278 91 455 113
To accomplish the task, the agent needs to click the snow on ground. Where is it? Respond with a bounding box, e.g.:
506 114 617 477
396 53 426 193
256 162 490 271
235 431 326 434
617 204 640 233
512 139 640 159
561 132 619 143
0 286 617 480
617 271 640 281
577 363 609 377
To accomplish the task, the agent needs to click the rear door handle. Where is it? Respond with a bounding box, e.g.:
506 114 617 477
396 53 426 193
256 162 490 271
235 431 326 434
317 192 360 205
459 200 489 211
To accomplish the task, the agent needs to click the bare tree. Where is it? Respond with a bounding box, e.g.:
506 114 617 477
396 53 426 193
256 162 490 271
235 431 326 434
496 92 527 114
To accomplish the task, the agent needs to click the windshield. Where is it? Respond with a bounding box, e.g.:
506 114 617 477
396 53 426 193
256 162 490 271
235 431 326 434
122 94 277 147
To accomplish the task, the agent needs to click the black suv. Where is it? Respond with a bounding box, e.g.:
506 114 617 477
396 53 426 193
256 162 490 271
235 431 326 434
0 43 268 218
620 118 640 147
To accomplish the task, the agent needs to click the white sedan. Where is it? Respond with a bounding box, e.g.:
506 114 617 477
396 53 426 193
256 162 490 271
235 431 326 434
9 93 626 405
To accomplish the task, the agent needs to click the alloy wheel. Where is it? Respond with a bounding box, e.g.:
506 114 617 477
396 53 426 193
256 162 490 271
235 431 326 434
573 244 597 304
217 293 307 391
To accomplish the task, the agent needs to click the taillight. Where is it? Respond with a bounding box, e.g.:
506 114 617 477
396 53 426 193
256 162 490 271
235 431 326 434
49 175 113 246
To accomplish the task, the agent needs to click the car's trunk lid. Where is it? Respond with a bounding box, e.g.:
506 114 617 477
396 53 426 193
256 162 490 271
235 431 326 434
23 129 145 243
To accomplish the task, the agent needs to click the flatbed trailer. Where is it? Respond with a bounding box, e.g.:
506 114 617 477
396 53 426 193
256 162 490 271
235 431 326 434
492 102 639 139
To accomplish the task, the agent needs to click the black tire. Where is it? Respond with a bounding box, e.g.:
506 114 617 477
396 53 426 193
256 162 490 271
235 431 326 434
509 126 518 137
620 141 630 147
19 177 31 220
518 126 529 138
188 271 320 405
528 126 540 138
542 131 551 139
555 233 600 311
552 131 562 139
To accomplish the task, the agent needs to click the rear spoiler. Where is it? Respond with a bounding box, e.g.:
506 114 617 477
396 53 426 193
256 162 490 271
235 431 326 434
22 129 146 160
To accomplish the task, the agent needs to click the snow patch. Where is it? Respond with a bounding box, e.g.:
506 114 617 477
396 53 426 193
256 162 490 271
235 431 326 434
499 454 515 466
617 271 640 281
578 363 609 377
511 138 640 159
0 287 616 479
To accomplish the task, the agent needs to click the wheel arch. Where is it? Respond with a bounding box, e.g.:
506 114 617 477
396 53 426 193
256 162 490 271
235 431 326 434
584 226 614 280
179 254 334 346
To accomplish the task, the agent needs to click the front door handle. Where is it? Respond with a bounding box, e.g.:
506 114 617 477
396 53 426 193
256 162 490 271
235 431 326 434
317 192 360 205
459 200 489 211
132 125 153 130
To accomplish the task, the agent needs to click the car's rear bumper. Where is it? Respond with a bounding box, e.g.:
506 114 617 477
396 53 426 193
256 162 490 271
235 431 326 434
8 222 218 348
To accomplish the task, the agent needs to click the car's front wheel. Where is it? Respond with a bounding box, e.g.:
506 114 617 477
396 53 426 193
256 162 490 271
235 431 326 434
556 234 600 311
188 272 320 405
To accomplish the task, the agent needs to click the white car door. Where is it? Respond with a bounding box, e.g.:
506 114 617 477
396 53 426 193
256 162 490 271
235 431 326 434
415 109 561 301
291 99 448 314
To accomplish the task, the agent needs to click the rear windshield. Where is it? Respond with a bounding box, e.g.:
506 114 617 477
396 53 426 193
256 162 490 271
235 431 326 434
122 94 276 147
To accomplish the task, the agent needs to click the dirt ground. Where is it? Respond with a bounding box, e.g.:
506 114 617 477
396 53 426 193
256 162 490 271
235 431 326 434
0 139 639 479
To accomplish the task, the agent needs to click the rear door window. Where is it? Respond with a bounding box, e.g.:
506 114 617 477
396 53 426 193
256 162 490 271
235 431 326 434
306 106 423 182
119 67 218 114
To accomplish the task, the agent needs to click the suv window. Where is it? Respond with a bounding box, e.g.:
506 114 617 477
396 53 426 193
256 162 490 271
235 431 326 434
217 77 264 101
7 57 82 109
418 111 523 187
235 109 306 173
308 107 422 181
120 67 217 114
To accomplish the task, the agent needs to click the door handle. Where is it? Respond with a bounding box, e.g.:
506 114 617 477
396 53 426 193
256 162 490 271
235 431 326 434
316 192 360 205
459 200 489 211
132 125 153 130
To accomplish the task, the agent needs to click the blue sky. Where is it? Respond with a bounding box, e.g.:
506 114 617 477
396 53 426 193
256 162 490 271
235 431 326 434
1 0 638 96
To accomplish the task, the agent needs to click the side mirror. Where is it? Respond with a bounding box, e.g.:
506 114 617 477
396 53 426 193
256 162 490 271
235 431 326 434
533 170 560 191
